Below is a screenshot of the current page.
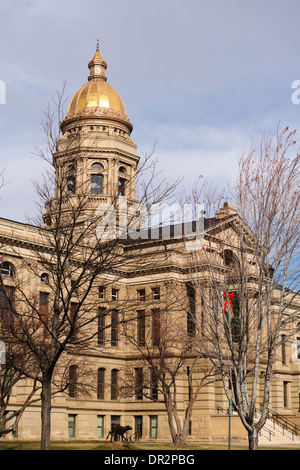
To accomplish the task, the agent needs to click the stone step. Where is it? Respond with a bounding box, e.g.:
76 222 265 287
258 417 300 445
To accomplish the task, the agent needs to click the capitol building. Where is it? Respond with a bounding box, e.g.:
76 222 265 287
0 43 299 445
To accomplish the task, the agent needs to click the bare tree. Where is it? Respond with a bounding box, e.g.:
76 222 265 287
183 126 300 449
0 83 181 450
0 306 41 438
119 281 216 446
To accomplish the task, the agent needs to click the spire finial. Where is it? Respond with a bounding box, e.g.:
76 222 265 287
88 41 107 81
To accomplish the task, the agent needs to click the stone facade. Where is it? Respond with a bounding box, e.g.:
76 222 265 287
0 44 299 444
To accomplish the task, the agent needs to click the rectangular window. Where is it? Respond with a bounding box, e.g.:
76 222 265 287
97 368 105 400
283 381 289 408
297 337 300 360
70 302 78 341
135 368 143 401
118 177 126 196
68 414 76 438
97 415 104 438
91 174 103 194
152 309 160 346
150 368 158 401
112 288 119 301
137 310 145 347
68 365 77 398
137 289 146 301
39 292 49 323
134 416 143 440
149 415 158 439
111 415 121 441
281 335 287 365
0 286 14 329
111 310 118 347
186 283 196 337
98 307 106 346
99 286 106 300
111 369 119 400
152 287 160 301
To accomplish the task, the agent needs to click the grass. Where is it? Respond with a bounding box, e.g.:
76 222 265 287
0 440 300 451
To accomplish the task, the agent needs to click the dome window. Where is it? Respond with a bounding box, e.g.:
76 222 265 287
91 174 103 194
67 176 76 195
40 273 49 284
1 262 14 277
91 162 104 170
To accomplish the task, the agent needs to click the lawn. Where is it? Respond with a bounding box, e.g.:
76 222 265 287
0 440 299 451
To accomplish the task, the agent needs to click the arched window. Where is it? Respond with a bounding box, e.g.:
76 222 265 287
69 365 78 398
97 368 105 400
119 166 126 174
0 262 14 277
40 273 49 284
111 369 119 400
91 174 103 194
91 162 104 170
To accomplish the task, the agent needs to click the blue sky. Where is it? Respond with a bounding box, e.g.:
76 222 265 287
1 0 300 222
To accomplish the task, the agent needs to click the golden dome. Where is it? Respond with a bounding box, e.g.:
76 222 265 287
67 80 126 116
64 41 131 131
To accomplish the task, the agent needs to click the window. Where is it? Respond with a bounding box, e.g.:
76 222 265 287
150 369 158 401
0 286 14 329
112 288 119 301
152 287 160 301
70 302 78 341
224 291 240 341
40 273 49 284
135 368 143 401
111 415 120 441
91 162 104 170
137 310 145 347
0 262 14 277
69 365 78 398
149 416 158 439
137 289 146 301
99 286 106 300
283 381 289 408
119 166 126 173
97 415 105 438
297 337 300 360
68 414 76 438
281 335 287 365
186 283 196 337
67 176 76 195
91 174 103 194
118 177 125 196
97 368 105 400
39 292 49 323
98 308 106 346
134 416 143 440
111 310 118 347
111 369 119 400
152 309 160 346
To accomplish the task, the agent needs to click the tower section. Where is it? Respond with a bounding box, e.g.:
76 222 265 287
44 42 139 228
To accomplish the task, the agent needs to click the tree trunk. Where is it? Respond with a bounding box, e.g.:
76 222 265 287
248 428 258 450
40 373 52 450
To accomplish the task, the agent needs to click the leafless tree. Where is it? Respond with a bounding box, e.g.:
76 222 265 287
182 126 300 449
0 84 181 450
119 281 216 446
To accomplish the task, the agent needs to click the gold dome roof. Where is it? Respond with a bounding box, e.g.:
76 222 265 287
64 42 131 130
67 80 126 116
